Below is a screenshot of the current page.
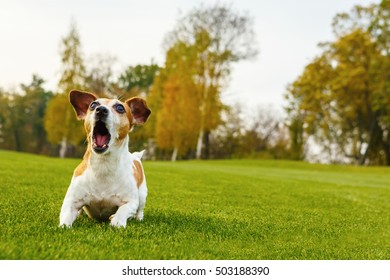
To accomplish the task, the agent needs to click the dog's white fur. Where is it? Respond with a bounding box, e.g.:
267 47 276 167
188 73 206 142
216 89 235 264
59 90 150 228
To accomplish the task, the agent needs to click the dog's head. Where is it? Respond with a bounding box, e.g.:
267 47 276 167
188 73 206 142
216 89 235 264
69 90 151 155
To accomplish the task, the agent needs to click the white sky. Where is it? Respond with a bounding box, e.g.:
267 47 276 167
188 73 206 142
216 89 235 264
0 0 377 112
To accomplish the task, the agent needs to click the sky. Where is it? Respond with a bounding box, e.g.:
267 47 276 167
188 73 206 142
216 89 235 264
0 0 378 112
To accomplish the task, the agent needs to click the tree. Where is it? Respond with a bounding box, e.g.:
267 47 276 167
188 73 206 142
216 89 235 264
153 41 200 161
163 3 258 159
117 63 160 98
19 75 54 154
208 104 290 159
2 92 24 152
0 90 4 143
0 76 53 154
0 89 13 150
85 53 117 97
44 20 87 158
208 104 244 159
286 1 390 165
287 113 305 160
243 107 285 153
145 71 166 159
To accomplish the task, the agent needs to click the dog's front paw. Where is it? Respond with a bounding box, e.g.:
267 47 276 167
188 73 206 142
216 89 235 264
136 211 144 221
59 222 73 228
59 216 74 228
109 215 127 228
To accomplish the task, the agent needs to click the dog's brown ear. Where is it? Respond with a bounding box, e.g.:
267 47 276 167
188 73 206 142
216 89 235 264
69 90 97 120
125 97 151 125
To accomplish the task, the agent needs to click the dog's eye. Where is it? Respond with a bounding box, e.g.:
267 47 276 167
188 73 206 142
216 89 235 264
90 101 99 110
115 104 125 114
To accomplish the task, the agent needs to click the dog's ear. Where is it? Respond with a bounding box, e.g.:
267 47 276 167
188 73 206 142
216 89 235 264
69 90 97 120
125 97 151 125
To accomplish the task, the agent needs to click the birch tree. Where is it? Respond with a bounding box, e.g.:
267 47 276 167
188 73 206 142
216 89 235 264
153 41 200 161
163 3 258 159
44 20 86 158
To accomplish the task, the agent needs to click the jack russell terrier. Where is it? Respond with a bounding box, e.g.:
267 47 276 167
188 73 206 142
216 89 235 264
59 90 151 228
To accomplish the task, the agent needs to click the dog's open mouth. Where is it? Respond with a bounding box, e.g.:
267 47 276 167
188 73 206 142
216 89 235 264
92 120 111 153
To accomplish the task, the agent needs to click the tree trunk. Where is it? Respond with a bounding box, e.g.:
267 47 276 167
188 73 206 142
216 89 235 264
204 130 210 159
35 128 46 154
359 115 379 165
59 137 68 158
383 139 390 166
13 128 22 152
196 129 204 160
171 147 178 162
385 146 390 166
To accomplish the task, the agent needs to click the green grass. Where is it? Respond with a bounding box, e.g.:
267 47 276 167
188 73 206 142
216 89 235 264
0 150 389 260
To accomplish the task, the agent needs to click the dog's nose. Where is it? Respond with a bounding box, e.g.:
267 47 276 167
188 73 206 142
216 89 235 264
96 106 109 118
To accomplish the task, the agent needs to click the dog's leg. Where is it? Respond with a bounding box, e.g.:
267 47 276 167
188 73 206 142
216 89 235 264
59 198 81 227
136 184 147 221
110 196 139 228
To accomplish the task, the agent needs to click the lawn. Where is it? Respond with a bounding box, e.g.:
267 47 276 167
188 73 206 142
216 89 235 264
0 150 389 260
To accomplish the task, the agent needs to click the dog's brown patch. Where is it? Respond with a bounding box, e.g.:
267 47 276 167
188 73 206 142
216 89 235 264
132 160 144 188
74 150 91 177
116 100 133 140
118 122 131 140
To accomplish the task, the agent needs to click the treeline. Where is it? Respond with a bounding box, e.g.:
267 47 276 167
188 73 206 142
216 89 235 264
1 1 390 165
286 0 390 165
0 3 290 161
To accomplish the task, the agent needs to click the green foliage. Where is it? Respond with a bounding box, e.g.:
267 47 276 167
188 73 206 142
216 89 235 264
0 76 53 154
117 63 160 96
288 115 305 160
1 150 389 259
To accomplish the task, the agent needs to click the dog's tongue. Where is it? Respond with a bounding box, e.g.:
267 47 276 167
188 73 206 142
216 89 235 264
95 134 108 147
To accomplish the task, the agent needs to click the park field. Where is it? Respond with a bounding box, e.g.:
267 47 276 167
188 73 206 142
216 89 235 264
0 150 389 260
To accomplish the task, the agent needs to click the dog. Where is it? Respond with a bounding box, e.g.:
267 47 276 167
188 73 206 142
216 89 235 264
59 90 151 228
